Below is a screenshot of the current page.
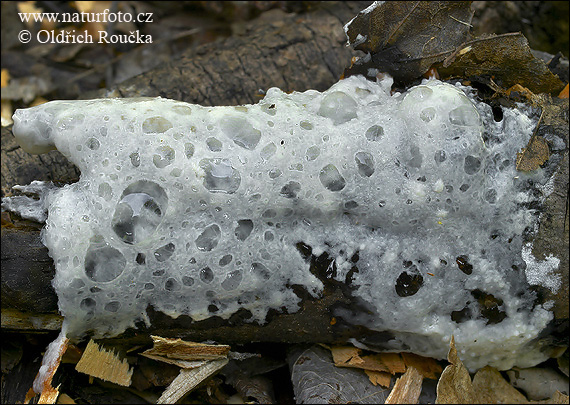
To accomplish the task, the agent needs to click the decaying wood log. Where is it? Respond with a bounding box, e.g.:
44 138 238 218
1 1 368 196
1 1 369 340
1 1 568 356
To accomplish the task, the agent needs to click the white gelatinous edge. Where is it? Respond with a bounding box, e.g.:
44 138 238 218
1 180 55 223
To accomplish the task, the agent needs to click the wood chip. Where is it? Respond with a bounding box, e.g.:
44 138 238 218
31 329 69 404
435 336 476 404
365 370 392 388
385 366 424 404
401 352 443 380
140 352 209 369
142 336 230 361
379 353 407 374
330 346 408 373
75 340 133 387
38 384 60 404
330 345 363 366
55 392 76 404
157 358 229 404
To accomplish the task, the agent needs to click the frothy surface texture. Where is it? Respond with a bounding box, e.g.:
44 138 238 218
10 75 560 370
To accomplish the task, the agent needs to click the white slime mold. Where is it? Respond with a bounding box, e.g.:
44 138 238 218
6 75 561 370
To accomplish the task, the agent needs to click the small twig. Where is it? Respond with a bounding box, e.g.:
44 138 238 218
449 15 473 27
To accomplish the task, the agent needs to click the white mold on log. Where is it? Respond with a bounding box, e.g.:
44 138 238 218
5 74 561 371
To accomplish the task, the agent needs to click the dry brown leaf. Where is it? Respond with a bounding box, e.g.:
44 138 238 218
30 97 49 107
435 336 476 404
1 100 13 126
1 69 13 126
401 352 443 380
505 84 540 104
516 109 550 172
547 391 569 404
385 366 424 404
342 353 391 372
331 346 407 374
365 369 392 388
516 135 550 172
17 2 50 29
559 84 569 99
344 1 474 83
472 365 529 404
73 1 112 36
438 33 565 95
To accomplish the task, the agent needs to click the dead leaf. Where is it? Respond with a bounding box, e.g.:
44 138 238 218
344 1 474 83
472 365 529 404
559 84 569 99
365 370 392 388
55 392 76 404
385 366 424 404
438 33 565 95
435 336 476 404
516 110 550 172
401 352 443 380
548 391 570 404
344 3 565 94
331 346 412 375
505 84 540 104
516 136 550 171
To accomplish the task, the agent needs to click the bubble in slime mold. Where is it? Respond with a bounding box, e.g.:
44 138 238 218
6 75 561 372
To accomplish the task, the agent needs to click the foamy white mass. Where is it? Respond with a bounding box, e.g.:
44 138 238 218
4 74 560 370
